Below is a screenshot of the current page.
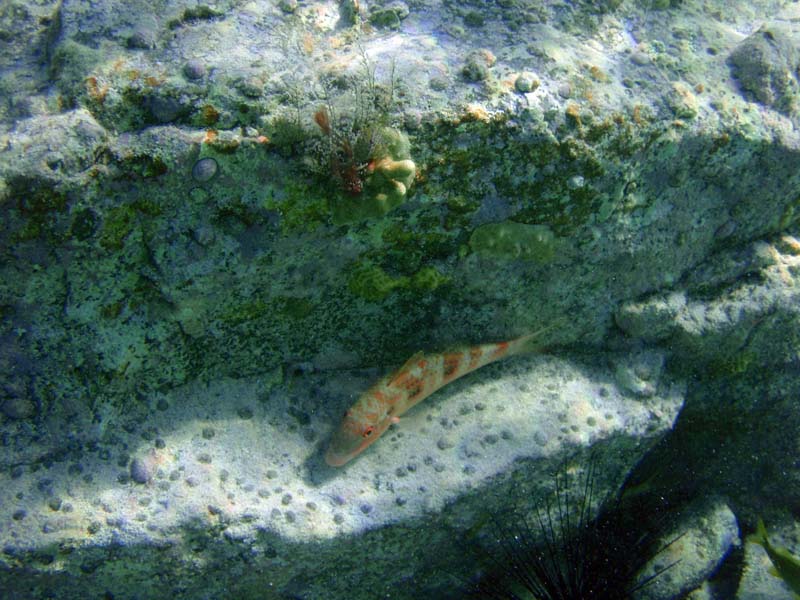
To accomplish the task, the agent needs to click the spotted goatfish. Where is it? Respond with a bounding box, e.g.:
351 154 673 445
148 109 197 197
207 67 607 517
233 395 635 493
325 326 553 467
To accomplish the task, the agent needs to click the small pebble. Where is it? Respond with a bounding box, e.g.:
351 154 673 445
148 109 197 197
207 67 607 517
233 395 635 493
359 503 373 515
237 407 254 420
12 509 26 521
201 427 216 439
281 493 292 506
333 514 344 524
515 73 539 93
183 59 206 80
437 437 455 450
47 497 62 512
285 511 296 523
130 457 154 484
192 157 218 183
127 28 157 50
197 453 212 464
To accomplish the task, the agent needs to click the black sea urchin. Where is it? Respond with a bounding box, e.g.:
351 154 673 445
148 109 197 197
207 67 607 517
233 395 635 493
463 459 679 600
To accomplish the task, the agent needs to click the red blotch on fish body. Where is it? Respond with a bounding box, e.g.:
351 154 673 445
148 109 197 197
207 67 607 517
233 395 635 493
468 347 483 370
442 354 462 381
490 342 510 359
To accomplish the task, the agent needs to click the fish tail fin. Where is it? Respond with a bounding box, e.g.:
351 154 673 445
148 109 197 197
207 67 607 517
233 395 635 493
509 319 564 355
746 518 768 547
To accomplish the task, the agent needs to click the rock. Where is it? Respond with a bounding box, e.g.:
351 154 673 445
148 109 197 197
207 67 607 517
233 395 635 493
728 22 800 114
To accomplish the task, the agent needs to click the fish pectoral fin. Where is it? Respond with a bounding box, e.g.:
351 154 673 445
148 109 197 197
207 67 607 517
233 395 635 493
390 416 400 424
387 351 425 386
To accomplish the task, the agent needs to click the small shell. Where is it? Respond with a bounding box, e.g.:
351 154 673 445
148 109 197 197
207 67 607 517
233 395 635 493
192 157 218 183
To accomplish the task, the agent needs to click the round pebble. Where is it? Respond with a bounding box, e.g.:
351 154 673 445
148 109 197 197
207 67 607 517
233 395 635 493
127 28 157 50
192 158 218 183
183 59 206 80
515 73 539 93
130 457 154 484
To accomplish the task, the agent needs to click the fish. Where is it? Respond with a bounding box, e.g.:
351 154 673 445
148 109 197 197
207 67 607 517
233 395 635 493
748 518 800 599
324 326 554 467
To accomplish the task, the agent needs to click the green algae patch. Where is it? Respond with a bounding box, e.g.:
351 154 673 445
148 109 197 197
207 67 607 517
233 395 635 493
469 222 558 262
347 262 449 302
348 262 406 301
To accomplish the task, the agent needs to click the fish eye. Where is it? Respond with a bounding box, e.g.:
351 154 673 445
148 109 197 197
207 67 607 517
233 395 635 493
362 425 375 437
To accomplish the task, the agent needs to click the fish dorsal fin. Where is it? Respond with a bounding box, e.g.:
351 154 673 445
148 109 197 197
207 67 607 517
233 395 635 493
387 351 425 386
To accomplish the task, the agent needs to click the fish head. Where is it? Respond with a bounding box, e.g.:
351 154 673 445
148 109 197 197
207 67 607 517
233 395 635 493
324 389 398 467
